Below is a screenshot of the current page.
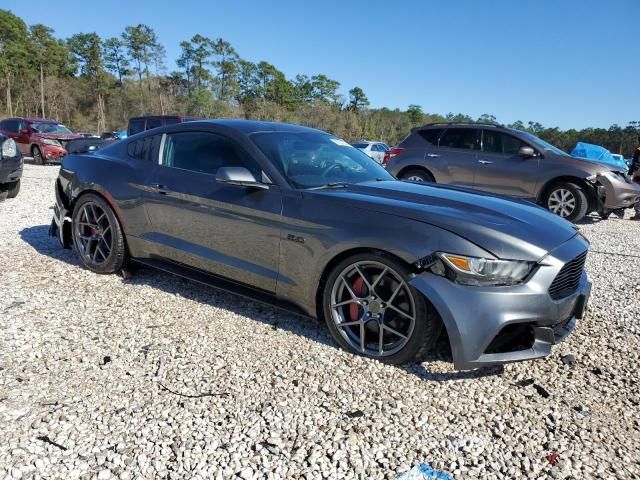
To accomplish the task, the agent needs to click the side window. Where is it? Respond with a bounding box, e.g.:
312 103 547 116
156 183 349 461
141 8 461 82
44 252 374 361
129 119 145 135
372 144 383 152
482 130 526 155
127 136 154 161
4 120 18 132
439 128 479 150
418 128 443 145
161 131 260 178
146 118 162 130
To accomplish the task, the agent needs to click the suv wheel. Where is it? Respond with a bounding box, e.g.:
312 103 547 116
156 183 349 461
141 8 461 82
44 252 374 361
401 169 435 183
323 253 441 364
32 145 45 165
544 182 588 222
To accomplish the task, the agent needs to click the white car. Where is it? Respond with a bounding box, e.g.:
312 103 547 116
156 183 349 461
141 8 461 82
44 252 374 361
351 141 390 164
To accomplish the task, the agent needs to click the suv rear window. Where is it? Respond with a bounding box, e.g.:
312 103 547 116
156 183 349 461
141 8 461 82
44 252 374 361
418 129 442 145
129 119 145 135
439 128 479 150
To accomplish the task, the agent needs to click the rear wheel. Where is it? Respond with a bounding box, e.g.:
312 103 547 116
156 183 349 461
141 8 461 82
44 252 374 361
323 253 441 364
32 145 45 165
4 180 20 199
72 193 126 274
544 182 588 223
400 169 434 183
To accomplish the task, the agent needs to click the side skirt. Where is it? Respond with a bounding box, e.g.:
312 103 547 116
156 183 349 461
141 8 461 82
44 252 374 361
132 257 313 320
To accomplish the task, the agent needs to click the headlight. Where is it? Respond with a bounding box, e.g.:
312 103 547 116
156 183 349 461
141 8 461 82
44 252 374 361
429 252 535 286
42 138 62 147
1 138 17 158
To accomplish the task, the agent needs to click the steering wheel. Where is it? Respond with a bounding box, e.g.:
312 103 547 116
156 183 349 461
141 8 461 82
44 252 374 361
321 162 345 178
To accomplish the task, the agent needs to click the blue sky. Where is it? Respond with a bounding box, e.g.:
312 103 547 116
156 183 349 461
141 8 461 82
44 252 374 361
4 0 639 129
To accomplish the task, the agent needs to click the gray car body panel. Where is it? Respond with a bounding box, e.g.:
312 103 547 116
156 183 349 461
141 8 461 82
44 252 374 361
387 124 640 211
50 120 591 370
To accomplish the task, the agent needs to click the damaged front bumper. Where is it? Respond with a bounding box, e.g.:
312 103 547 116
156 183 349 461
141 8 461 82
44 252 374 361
590 171 640 210
409 235 591 370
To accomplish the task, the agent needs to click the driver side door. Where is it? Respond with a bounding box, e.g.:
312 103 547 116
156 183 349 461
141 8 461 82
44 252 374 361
143 129 283 292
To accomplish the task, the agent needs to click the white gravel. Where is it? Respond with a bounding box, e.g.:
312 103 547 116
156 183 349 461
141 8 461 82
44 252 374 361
0 164 639 479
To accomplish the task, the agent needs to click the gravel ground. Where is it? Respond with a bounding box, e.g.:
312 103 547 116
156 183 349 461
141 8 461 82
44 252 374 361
1 164 639 480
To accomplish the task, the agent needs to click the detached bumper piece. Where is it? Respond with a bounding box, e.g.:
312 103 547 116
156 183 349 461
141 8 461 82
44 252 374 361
49 186 72 248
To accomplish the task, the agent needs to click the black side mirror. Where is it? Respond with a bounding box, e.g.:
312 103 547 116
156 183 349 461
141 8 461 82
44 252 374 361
216 166 269 189
518 146 535 157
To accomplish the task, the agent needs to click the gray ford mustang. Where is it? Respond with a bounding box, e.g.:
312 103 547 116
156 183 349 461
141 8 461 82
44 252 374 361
50 120 591 369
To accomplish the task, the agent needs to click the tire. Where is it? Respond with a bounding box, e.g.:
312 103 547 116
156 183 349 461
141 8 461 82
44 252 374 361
400 169 435 183
32 145 45 165
544 182 589 223
71 193 127 274
322 253 441 365
5 180 20 199
0 190 7 201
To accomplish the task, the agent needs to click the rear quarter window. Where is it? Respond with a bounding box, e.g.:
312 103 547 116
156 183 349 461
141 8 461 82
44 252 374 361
127 136 155 161
418 129 443 145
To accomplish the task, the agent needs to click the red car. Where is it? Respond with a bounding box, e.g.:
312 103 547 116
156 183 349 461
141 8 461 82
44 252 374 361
0 117 82 165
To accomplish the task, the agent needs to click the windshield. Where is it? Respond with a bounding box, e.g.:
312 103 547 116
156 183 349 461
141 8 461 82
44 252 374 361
252 132 394 189
516 130 570 157
31 122 73 135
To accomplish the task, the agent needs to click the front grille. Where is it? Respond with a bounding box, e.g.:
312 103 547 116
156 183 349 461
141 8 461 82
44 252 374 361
548 251 588 300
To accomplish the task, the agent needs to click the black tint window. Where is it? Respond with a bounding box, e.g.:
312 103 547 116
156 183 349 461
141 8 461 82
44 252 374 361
3 120 19 133
146 118 162 130
127 137 153 161
418 129 443 145
129 119 145 135
439 128 478 150
162 131 259 177
482 131 525 155
163 118 180 125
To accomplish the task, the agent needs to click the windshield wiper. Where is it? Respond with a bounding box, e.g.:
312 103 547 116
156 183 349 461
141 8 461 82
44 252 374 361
307 182 350 190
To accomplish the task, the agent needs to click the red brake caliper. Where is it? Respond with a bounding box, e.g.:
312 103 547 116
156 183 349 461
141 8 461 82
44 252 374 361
349 277 365 321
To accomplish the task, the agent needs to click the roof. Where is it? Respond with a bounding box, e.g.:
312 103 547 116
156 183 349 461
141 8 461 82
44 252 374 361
185 119 324 135
418 122 504 129
7 117 61 123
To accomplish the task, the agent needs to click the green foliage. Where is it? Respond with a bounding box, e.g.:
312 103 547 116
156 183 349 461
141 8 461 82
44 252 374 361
0 9 637 157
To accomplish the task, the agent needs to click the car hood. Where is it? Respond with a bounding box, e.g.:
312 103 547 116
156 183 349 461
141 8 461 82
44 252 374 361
34 133 82 141
564 154 626 172
312 180 579 261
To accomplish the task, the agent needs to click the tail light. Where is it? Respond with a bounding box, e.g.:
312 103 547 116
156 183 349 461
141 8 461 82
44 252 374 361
383 147 405 165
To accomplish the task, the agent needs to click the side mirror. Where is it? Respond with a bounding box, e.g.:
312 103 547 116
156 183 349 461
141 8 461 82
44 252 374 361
216 166 269 189
19 128 29 134
518 146 535 157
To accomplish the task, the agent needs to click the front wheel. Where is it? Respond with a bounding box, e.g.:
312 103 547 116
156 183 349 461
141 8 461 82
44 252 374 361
323 253 441 364
32 146 45 165
544 182 588 223
72 193 127 274
400 169 434 183
4 180 20 199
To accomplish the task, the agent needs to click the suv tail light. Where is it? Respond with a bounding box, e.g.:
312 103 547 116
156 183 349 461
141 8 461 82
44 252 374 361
383 147 405 165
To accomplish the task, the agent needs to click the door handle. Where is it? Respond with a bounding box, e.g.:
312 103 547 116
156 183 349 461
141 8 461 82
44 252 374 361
149 183 171 194
426 153 440 158
478 159 493 165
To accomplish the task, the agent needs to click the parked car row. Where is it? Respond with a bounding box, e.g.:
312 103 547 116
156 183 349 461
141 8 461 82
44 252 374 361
383 122 640 223
49 119 592 370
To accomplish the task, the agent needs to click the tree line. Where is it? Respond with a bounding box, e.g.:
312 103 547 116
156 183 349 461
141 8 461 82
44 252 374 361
1 9 638 156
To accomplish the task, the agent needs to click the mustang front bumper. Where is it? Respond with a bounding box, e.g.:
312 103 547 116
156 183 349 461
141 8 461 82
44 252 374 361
410 235 591 370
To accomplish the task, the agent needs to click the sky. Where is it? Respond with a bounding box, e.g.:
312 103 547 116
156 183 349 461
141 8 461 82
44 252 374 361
4 0 639 130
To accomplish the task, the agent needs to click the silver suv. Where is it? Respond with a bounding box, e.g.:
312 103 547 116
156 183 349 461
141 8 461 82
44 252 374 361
386 123 640 222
